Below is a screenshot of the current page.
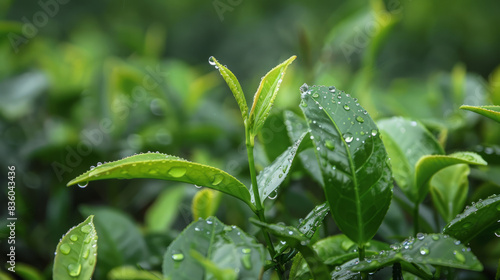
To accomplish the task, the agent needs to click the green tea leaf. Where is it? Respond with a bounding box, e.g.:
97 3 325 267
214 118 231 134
430 164 470 223
250 218 330 279
108 266 163 280
300 85 393 245
350 233 483 272
415 152 487 204
284 110 323 185
53 215 98 280
460 105 500 123
253 131 308 205
208 56 248 120
378 117 444 202
145 185 186 233
67 153 253 210
443 194 500 243
162 217 265 280
191 188 222 220
190 250 237 280
249 55 296 136
80 207 149 274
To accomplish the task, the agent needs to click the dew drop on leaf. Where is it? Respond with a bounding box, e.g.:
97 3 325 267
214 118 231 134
68 263 81 277
453 250 465 263
325 140 335 151
432 235 440 241
463 222 472 228
211 174 224 186
300 99 308 107
171 251 185 262
300 83 309 93
356 116 364 123
83 249 90 259
80 224 92 234
168 167 187 178
416 233 425 240
419 247 429 255
70 235 78 242
329 86 336 93
312 92 319 98
208 56 216 66
268 190 278 200
60 244 71 255
371 129 378 136
343 133 353 143
78 181 88 188
242 248 252 254
343 104 350 111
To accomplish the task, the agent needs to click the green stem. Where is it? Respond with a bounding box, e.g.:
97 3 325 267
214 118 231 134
358 245 368 279
414 203 420 236
245 125 284 279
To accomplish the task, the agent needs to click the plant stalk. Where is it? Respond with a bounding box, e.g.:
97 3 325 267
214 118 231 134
414 204 420 236
245 125 285 278
358 245 368 279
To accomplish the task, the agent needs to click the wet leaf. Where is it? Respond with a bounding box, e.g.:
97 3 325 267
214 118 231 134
443 194 500 243
430 164 470 223
67 153 253 211
162 217 264 280
415 152 487 203
378 117 444 202
300 85 393 245
350 233 483 272
209 56 248 120
53 215 98 280
460 105 500 123
249 56 296 136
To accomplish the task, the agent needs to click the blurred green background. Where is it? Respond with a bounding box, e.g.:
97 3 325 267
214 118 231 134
1 0 500 278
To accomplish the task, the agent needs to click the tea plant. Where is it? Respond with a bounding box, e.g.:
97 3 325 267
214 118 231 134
52 56 500 279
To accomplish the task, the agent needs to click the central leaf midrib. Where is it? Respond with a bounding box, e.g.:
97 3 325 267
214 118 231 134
315 96 364 243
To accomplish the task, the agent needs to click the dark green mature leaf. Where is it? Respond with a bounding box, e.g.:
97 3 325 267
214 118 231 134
300 85 393 245
350 233 483 272
253 131 308 205
378 117 444 202
415 152 487 203
284 110 323 185
53 215 98 280
208 56 248 120
250 218 330 279
443 194 500 243
80 207 149 273
163 217 264 280
460 105 500 123
67 153 253 210
430 164 470 223
249 56 296 136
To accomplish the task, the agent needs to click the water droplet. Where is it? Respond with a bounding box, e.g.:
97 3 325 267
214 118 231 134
78 181 88 188
206 219 213 225
288 230 293 235
463 222 472 228
343 104 350 111
60 244 71 255
211 174 224 186
168 167 186 178
172 251 185 262
356 116 364 123
343 133 353 143
476 201 484 208
70 235 78 242
241 248 252 270
300 83 309 93
90 166 95 170
325 140 335 151
453 250 465 263
312 93 319 98
416 233 425 240
419 247 430 255
371 129 378 136
242 248 251 254
300 99 308 107
194 185 202 189
81 224 92 234
268 190 278 200
83 249 90 259
432 235 440 241
208 56 216 66
68 264 81 277
329 86 336 93
194 227 201 231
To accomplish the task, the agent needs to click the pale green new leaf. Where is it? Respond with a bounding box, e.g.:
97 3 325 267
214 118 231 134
249 55 296 136
415 152 487 204
145 185 186 232
443 194 500 243
108 266 163 280
460 105 500 123
209 56 248 120
191 188 222 220
53 215 98 280
300 85 393 246
430 164 470 223
67 153 253 211
162 217 265 280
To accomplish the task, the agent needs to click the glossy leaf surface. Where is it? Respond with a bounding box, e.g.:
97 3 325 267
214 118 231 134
300 85 393 245
351 233 483 272
284 110 323 185
67 153 253 210
415 152 487 203
443 194 500 243
191 188 221 220
53 215 98 280
250 218 330 279
162 217 264 280
209 56 248 120
460 105 500 123
253 131 308 205
430 164 469 223
378 117 444 202
249 55 296 136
